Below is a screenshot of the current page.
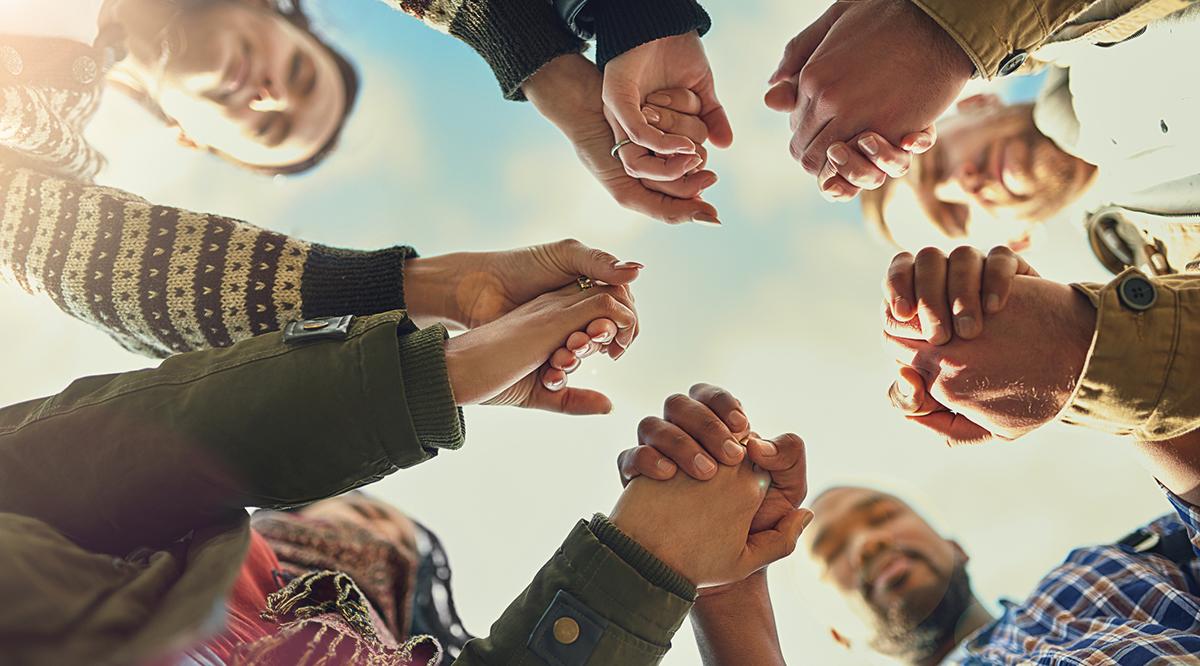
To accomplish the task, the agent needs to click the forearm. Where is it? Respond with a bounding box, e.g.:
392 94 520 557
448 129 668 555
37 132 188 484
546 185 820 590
455 515 694 665
523 52 604 140
375 0 584 100
0 311 464 554
1136 431 1200 507
0 165 413 357
691 572 785 666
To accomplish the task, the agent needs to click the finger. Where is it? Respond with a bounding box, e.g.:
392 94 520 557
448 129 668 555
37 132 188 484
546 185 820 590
646 89 702 115
913 247 952 345
642 170 718 199
661 393 746 466
820 171 861 202
946 246 985 339
610 180 720 226
605 86 697 155
617 446 678 486
602 284 639 352
764 80 798 112
550 347 580 372
881 301 924 340
887 365 941 417
908 410 995 447
575 288 637 334
687 383 750 435
619 143 705 182
698 81 734 149
566 331 594 357
747 433 808 506
550 238 644 286
637 416 718 480
587 318 618 346
541 366 567 392
982 245 1038 314
740 509 814 574
644 105 709 144
882 331 941 376
769 7 843 84
883 252 918 321
900 125 937 154
854 132 912 179
794 117 844 176
533 385 614 416
827 142 888 191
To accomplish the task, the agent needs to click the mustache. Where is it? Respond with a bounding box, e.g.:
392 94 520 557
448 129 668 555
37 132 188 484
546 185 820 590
856 546 932 603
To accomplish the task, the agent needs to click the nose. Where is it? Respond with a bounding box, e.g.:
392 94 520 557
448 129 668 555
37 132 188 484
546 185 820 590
249 76 288 112
954 162 985 195
850 529 890 573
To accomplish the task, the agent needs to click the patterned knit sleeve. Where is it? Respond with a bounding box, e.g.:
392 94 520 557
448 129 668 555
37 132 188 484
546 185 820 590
377 0 585 100
0 164 412 358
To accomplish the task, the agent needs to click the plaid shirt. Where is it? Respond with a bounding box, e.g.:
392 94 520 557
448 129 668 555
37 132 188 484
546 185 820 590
955 490 1200 665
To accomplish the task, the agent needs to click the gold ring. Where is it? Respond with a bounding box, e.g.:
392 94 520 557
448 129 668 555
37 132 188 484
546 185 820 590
577 276 595 291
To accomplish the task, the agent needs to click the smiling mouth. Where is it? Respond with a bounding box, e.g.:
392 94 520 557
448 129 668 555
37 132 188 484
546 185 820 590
863 552 916 605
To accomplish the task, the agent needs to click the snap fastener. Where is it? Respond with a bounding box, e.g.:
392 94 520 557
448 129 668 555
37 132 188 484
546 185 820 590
998 50 1028 76
73 55 99 85
552 617 580 645
302 320 330 330
1118 274 1157 311
1 46 23 76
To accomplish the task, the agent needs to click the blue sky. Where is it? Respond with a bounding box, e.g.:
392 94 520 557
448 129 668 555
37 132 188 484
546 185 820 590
0 1 1172 663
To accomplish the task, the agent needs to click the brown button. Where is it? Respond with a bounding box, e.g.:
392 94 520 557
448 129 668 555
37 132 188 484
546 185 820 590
302 320 330 330
552 617 580 645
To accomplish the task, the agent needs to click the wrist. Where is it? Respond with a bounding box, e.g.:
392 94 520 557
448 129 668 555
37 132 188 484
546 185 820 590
524 53 603 139
403 255 467 330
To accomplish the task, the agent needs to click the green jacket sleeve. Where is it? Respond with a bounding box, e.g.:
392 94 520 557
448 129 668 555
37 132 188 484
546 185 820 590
0 311 464 556
376 0 585 100
455 515 695 665
908 0 1094 77
0 164 416 358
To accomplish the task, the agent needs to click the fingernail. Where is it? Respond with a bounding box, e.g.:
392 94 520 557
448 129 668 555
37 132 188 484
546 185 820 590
928 322 950 345
858 135 879 156
591 331 613 344
692 213 721 226
694 454 717 475
800 510 816 530
827 144 849 165
985 294 1001 314
723 439 744 460
914 136 932 151
893 297 910 317
574 345 590 357
565 357 580 372
728 409 748 430
656 457 677 473
955 315 977 338
642 106 661 123
686 156 703 170
613 261 645 270
547 377 565 391
893 379 913 400
646 92 671 106
758 439 778 456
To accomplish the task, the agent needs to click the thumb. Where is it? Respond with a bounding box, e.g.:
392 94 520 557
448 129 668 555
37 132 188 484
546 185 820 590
604 81 697 155
531 383 614 416
741 508 814 573
764 80 798 112
697 81 733 149
555 241 644 285
888 366 938 416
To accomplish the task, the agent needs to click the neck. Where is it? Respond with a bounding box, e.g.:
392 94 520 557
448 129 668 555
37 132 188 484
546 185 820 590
916 596 994 666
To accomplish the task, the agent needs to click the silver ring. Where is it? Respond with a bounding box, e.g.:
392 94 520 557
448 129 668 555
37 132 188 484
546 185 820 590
610 139 634 159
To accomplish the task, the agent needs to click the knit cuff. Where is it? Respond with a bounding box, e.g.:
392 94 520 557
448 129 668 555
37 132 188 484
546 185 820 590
396 324 466 454
589 514 697 601
590 0 711 69
301 245 415 319
449 0 587 101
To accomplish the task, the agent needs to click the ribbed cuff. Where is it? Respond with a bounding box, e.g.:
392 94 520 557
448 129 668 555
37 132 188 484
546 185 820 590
397 324 466 452
449 0 587 101
589 514 696 601
590 0 711 69
301 245 415 318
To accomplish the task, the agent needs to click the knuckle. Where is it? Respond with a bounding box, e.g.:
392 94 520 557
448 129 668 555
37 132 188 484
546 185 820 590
988 244 1015 258
915 246 946 263
688 382 712 396
596 293 621 313
799 150 825 173
664 392 691 412
948 245 980 262
637 415 660 436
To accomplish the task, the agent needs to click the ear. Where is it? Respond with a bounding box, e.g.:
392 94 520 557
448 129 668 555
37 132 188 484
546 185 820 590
955 93 1003 115
949 539 969 564
830 627 853 650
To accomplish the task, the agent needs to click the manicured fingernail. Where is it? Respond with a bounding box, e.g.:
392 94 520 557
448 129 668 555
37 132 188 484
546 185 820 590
986 294 1001 313
646 92 671 106
546 377 565 390
591 331 613 344
827 144 849 165
574 345 590 357
642 106 661 123
858 135 879 156
914 136 932 151
723 439 744 460
728 409 748 430
893 379 913 400
565 357 580 372
758 439 778 456
613 261 645 270
955 315 977 338
692 213 721 226
694 454 717 475
656 457 677 473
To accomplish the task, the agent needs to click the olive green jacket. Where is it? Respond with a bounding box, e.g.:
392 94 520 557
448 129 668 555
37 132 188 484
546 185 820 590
0 311 694 665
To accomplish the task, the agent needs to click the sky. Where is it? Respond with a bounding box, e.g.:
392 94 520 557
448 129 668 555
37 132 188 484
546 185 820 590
0 1 1177 663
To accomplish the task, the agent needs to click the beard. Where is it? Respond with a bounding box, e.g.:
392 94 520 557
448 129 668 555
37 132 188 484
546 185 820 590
866 557 973 663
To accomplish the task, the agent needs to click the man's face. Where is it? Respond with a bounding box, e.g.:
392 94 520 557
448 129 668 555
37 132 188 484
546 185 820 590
881 96 1094 248
129 0 346 171
807 487 967 657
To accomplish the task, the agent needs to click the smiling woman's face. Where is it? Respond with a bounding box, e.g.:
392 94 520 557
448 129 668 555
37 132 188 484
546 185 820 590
139 0 347 171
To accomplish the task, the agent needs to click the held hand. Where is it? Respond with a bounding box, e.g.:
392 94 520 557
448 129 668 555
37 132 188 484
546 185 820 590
444 282 638 415
611 461 810 588
524 54 719 225
883 275 1096 445
767 0 971 183
883 246 1039 345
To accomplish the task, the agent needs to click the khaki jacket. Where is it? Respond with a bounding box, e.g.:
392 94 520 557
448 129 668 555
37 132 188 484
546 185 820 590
0 312 693 665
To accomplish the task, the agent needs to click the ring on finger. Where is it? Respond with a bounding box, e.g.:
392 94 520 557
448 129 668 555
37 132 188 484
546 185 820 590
610 139 634 159
577 276 595 291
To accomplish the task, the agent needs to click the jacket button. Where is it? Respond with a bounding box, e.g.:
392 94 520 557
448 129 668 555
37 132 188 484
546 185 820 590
1118 274 1157 311
998 50 1028 76
552 617 580 645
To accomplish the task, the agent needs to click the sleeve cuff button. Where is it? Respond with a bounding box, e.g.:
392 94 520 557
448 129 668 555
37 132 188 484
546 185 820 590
1118 274 1157 311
